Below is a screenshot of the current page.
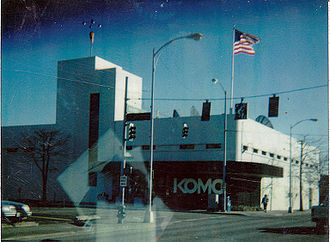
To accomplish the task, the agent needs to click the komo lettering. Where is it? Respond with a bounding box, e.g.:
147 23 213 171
173 178 223 194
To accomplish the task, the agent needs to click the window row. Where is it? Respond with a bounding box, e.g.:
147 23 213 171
242 145 314 167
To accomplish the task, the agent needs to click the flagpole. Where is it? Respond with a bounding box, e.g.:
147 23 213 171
230 26 236 114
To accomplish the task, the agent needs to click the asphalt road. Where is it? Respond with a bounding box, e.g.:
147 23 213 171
1 208 328 241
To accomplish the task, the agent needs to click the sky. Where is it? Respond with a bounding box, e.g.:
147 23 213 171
2 0 328 157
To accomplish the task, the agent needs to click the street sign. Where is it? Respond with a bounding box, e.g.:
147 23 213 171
120 176 127 187
126 112 151 121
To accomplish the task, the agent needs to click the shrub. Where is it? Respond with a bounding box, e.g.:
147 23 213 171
232 205 263 211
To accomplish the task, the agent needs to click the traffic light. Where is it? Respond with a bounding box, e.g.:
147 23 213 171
182 123 189 138
201 101 211 121
235 103 247 120
128 123 136 141
268 95 279 117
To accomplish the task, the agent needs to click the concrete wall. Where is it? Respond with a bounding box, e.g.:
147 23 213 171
54 56 142 204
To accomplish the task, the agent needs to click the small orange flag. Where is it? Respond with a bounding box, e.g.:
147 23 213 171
89 31 95 44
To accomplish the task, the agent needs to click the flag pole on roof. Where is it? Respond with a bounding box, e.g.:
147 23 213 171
230 26 236 114
230 26 260 113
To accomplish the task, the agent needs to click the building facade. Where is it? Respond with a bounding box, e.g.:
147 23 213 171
2 56 320 211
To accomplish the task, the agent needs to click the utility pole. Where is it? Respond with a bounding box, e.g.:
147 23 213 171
299 139 304 211
288 118 317 213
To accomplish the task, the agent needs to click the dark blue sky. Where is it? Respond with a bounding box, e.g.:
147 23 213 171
2 0 328 154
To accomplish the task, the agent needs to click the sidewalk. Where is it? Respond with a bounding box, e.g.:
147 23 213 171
29 206 312 220
237 209 312 217
172 208 311 217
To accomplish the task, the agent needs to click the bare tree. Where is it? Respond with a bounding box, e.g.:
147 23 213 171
295 136 326 211
21 129 70 201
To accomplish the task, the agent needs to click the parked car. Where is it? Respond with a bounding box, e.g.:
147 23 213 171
311 197 328 233
1 200 32 223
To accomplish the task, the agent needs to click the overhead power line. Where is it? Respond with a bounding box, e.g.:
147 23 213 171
137 84 328 101
12 69 327 102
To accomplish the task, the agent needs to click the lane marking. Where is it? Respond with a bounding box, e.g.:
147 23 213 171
31 215 72 221
171 216 218 224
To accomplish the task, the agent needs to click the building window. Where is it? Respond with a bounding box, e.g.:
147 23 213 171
253 148 258 153
180 144 195 149
262 151 267 155
284 157 288 161
206 143 221 149
242 145 248 152
277 155 281 159
126 146 133 150
296 160 299 164
269 153 274 158
89 93 100 149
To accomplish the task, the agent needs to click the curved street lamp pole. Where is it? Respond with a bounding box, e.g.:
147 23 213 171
288 118 317 213
145 33 203 223
212 78 227 212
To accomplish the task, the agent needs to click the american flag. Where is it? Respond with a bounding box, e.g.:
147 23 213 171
233 29 260 55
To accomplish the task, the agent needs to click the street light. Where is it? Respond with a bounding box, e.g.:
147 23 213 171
145 33 203 223
212 78 227 212
288 118 317 213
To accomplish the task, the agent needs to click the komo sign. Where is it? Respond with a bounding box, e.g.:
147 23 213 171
173 178 224 194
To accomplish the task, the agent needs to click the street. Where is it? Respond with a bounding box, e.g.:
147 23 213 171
1 207 328 241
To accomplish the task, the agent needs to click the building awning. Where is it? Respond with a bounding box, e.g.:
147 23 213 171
98 160 283 178
227 161 283 178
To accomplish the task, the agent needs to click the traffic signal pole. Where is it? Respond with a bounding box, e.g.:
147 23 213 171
118 76 129 224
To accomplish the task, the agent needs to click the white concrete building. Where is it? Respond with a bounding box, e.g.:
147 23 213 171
2 56 320 211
